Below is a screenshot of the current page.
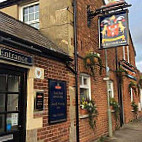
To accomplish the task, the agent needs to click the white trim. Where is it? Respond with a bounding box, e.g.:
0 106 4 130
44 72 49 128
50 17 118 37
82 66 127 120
19 1 39 29
130 88 133 102
80 74 91 100
108 80 114 98
127 46 130 63
123 46 126 60
19 1 39 21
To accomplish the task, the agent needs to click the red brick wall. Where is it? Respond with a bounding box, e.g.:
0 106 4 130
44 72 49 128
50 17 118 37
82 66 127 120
76 0 142 141
0 44 71 142
34 56 70 142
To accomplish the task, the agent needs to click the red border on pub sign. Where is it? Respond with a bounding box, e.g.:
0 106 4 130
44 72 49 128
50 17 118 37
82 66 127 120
99 10 129 49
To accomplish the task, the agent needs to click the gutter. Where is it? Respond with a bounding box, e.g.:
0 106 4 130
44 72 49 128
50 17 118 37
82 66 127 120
73 0 80 142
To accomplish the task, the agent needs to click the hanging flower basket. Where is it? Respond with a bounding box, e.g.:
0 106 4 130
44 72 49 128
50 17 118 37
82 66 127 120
84 52 102 78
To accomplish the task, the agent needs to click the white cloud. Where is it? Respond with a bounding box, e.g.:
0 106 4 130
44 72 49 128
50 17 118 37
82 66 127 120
136 61 142 72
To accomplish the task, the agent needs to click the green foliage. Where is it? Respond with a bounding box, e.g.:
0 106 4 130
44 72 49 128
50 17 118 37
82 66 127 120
131 101 138 115
97 136 107 142
83 53 102 78
110 98 120 121
81 99 98 130
116 67 128 76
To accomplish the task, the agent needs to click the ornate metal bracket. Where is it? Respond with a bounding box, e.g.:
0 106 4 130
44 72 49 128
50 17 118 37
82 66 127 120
87 2 131 27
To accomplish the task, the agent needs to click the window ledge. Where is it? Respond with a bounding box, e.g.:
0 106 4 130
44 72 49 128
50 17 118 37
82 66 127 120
80 114 89 119
111 110 115 113
131 110 134 112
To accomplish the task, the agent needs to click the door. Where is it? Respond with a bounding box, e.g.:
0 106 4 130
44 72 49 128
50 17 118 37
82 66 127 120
0 67 27 142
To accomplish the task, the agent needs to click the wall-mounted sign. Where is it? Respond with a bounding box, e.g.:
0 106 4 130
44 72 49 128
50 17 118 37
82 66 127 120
48 79 67 124
35 92 44 111
35 68 42 79
99 10 129 49
0 47 33 66
120 60 137 80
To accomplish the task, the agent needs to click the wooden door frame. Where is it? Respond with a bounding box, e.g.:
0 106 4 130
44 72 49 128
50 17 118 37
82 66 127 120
0 63 27 142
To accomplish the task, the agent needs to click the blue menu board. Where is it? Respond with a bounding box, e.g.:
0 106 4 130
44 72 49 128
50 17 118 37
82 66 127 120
48 79 67 124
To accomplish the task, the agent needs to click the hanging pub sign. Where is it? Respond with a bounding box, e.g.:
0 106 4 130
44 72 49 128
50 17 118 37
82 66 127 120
120 60 137 80
99 10 129 49
48 79 67 124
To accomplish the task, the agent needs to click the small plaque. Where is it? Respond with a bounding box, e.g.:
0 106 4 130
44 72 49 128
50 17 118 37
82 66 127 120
35 92 44 111
35 68 42 79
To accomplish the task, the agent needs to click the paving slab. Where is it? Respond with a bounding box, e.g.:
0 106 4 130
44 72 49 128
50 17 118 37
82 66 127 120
105 118 142 142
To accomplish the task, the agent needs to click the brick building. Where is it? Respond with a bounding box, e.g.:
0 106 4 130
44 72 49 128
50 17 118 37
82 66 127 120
0 0 142 142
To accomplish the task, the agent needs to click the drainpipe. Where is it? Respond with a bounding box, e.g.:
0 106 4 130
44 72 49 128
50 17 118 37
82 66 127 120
73 0 80 142
105 49 113 137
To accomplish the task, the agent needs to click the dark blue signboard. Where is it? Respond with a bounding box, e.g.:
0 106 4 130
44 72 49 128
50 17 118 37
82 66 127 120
0 47 33 65
48 79 67 124
99 10 129 49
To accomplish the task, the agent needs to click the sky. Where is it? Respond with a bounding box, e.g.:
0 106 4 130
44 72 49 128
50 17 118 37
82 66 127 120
0 0 142 71
125 0 142 71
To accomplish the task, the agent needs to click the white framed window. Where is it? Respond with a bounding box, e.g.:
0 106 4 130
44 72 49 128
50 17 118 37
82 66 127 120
20 2 39 29
108 81 114 98
123 46 130 63
130 88 133 102
80 74 91 102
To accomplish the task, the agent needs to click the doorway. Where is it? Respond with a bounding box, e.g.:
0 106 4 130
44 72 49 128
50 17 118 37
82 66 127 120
0 64 27 142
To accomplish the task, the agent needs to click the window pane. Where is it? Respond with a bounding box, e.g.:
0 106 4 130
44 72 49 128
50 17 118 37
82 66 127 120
29 13 34 21
7 113 18 131
35 4 39 12
8 76 19 92
0 115 5 133
109 91 112 98
35 12 39 20
0 94 5 112
23 7 28 15
83 78 87 85
23 15 28 22
80 88 89 102
7 94 19 111
0 74 6 91
29 5 34 13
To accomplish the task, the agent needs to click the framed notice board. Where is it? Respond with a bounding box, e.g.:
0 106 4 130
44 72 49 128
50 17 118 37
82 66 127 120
48 79 67 124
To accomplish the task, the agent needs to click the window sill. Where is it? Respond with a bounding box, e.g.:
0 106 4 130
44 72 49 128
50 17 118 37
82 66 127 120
131 110 134 112
111 110 115 113
80 114 89 119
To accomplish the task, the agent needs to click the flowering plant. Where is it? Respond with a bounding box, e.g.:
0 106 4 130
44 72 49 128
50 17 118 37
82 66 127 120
81 98 98 129
110 98 120 121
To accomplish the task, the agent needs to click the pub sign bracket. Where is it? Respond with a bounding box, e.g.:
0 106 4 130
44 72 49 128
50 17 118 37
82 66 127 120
87 2 131 27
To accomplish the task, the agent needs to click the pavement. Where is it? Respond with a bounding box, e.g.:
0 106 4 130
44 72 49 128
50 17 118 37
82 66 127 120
104 118 142 142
